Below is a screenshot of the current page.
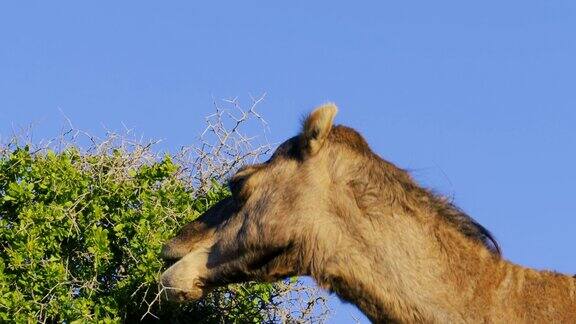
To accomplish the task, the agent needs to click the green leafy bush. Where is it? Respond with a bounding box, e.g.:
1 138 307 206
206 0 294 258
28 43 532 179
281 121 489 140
0 102 329 323
0 143 287 322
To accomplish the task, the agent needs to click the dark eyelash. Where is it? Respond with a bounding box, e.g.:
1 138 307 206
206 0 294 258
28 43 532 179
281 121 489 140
228 176 246 197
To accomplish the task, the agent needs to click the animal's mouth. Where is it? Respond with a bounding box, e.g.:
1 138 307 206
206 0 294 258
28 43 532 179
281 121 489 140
161 282 208 302
160 268 210 302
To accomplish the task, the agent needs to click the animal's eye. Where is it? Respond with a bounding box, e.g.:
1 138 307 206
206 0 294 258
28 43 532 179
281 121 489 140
228 175 247 200
229 165 263 203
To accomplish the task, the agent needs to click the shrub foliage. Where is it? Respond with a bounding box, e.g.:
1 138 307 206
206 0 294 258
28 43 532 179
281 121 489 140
0 101 328 323
0 145 273 322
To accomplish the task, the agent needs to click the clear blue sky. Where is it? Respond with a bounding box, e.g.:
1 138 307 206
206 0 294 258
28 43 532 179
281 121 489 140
1 1 575 322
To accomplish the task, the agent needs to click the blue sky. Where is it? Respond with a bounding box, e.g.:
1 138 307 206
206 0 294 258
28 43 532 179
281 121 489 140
1 1 575 322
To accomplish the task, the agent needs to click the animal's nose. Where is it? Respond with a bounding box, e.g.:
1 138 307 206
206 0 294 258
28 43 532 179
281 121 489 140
159 272 183 301
160 270 206 302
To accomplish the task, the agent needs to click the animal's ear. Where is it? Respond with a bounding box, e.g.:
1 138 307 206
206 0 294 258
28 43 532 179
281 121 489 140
300 103 338 157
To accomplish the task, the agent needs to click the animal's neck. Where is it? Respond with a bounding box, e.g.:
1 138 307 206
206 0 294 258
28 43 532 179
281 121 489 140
312 150 576 322
315 205 576 322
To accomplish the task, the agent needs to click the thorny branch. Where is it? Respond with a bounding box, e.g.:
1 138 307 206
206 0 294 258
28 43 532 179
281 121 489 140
177 94 273 194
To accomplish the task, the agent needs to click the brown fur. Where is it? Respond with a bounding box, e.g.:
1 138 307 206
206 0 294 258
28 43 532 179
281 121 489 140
161 104 576 323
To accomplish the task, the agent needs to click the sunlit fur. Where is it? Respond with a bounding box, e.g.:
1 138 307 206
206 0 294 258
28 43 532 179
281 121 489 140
161 104 576 323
